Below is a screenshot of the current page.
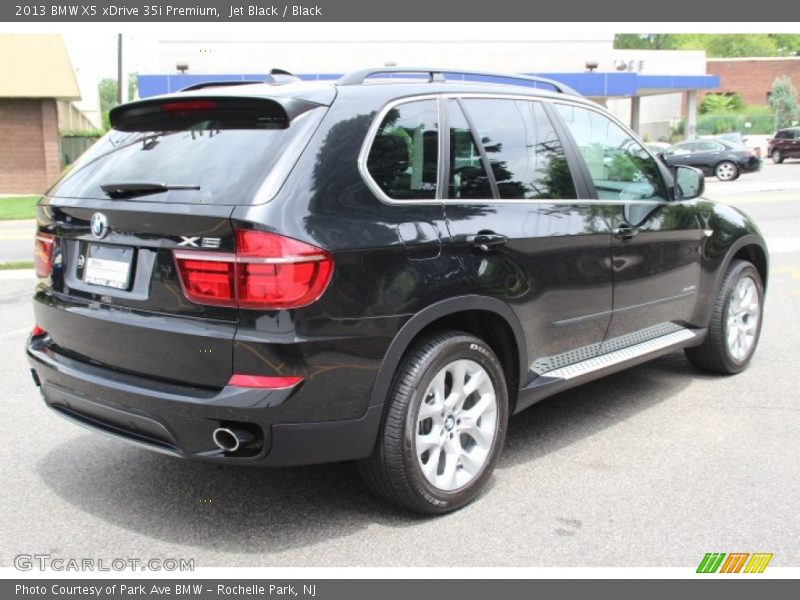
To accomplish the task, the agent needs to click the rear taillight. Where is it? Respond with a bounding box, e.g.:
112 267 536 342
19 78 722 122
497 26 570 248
31 325 46 337
173 230 333 310
173 254 236 306
33 233 55 278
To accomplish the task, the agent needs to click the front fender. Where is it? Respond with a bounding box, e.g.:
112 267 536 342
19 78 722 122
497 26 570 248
691 200 769 327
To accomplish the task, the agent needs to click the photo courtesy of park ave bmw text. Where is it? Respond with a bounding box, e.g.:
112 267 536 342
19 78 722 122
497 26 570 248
0 0 799 595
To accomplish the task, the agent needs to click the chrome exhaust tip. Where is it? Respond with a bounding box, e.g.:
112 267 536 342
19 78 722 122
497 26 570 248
212 428 242 453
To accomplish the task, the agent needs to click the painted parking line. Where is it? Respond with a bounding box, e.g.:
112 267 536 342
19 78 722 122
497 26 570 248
0 233 35 241
767 237 800 254
0 269 34 281
0 326 31 339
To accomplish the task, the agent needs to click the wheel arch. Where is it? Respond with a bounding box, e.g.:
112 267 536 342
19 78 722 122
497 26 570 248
696 233 769 328
368 296 527 412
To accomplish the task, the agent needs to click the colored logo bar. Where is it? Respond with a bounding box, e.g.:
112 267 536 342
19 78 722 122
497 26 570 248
697 553 773 573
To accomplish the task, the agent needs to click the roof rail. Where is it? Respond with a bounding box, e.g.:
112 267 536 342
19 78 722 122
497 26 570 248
336 67 580 96
180 69 301 92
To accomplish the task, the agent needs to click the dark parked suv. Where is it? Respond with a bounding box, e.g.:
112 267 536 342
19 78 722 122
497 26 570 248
768 127 800 163
28 68 768 513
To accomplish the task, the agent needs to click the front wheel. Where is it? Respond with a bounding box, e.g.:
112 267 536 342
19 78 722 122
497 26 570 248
685 260 764 374
715 161 739 181
359 331 509 514
771 149 784 164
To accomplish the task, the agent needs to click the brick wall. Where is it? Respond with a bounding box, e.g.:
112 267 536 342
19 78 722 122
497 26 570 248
0 98 61 193
707 58 800 106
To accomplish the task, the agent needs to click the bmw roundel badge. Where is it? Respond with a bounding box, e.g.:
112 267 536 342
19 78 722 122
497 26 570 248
90 212 109 239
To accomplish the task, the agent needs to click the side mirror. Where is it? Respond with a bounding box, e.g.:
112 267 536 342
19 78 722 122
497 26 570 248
674 165 705 200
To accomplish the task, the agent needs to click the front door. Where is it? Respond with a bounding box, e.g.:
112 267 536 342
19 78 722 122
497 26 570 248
552 102 703 346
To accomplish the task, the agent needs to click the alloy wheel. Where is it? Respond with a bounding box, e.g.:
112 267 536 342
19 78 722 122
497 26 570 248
414 359 498 492
726 276 760 361
716 162 737 181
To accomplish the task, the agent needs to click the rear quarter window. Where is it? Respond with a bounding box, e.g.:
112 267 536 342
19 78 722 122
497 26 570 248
365 99 439 201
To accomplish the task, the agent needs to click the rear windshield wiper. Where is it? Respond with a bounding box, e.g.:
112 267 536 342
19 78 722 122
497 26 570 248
100 182 200 199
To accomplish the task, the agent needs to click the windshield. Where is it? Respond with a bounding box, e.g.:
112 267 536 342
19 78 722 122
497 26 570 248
49 104 325 205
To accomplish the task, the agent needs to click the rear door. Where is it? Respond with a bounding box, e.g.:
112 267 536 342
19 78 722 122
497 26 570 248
790 129 800 157
34 95 327 388
692 140 726 170
441 96 613 381
664 142 705 172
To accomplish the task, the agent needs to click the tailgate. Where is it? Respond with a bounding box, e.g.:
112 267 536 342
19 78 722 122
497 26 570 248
34 199 237 389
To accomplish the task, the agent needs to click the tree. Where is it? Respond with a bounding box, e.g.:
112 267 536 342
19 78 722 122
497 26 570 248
769 34 800 57
98 78 119 113
613 34 679 50
98 75 137 130
699 93 744 114
128 72 138 102
769 76 799 129
615 33 800 58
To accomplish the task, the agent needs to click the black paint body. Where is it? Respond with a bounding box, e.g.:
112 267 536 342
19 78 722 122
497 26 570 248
27 80 768 465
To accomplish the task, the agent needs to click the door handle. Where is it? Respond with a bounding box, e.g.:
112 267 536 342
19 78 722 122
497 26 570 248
614 224 639 241
467 232 508 252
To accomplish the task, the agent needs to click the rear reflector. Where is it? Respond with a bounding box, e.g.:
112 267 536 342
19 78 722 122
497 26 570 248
31 325 46 337
173 230 333 310
228 374 304 389
33 233 55 278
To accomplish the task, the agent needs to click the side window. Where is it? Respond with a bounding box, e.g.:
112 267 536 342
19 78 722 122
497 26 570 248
459 99 576 200
556 103 668 202
446 100 493 199
668 143 694 156
696 141 722 152
366 100 438 200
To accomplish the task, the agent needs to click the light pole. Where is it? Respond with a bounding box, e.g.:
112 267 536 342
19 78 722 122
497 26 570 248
116 34 123 104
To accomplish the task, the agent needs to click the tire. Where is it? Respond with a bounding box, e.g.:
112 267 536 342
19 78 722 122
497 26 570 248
715 161 739 181
771 149 784 164
359 330 509 514
685 260 764 374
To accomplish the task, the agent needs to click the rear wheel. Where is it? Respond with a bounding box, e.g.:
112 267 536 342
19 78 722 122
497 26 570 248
359 331 509 514
771 149 784 164
685 260 763 374
715 161 739 181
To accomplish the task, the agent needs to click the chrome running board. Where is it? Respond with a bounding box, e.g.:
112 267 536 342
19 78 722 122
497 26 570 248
542 329 697 381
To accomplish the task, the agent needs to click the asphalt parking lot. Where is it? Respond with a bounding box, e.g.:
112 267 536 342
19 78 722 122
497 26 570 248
1 162 798 568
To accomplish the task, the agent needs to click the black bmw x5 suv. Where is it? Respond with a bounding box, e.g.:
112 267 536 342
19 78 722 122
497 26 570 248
28 68 768 513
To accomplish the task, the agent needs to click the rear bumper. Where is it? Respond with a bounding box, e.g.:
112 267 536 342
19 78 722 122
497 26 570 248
27 337 382 466
740 157 762 173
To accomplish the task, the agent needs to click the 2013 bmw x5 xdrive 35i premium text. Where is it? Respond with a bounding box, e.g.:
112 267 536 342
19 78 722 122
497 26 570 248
27 68 768 513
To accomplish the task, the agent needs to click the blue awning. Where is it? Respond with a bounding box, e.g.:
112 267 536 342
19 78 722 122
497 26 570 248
137 71 720 99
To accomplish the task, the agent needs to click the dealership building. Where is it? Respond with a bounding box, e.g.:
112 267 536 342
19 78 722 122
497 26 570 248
132 30 719 141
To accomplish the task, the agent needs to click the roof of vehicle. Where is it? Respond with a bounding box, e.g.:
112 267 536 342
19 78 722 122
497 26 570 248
125 68 598 111
668 138 745 150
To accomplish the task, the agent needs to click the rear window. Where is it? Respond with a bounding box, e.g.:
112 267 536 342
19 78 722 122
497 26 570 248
50 98 325 205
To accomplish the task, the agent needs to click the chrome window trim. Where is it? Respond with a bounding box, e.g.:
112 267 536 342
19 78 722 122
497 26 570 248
357 94 444 206
358 92 670 207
